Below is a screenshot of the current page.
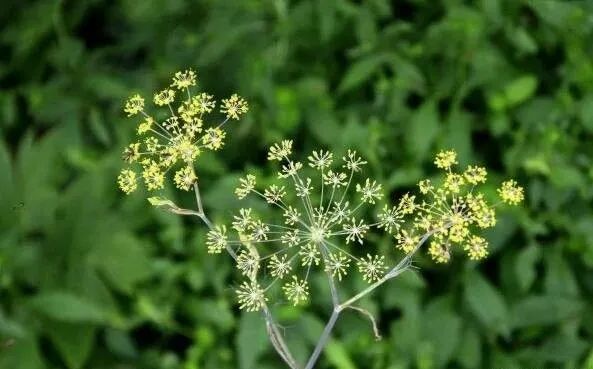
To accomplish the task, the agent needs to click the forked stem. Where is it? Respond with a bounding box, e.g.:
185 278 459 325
177 182 447 369
302 228 443 369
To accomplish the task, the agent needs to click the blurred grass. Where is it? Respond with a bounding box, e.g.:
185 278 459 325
1 0 593 368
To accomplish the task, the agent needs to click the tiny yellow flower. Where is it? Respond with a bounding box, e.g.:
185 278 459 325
142 163 165 191
398 193 416 214
221 94 248 120
119 69 248 194
418 179 433 194
194 93 216 114
144 137 159 152
448 223 469 243
464 165 487 185
395 230 419 253
171 69 197 90
428 242 451 263
324 252 350 281
498 180 524 205
124 94 144 116
268 140 293 161
206 225 227 254
122 143 141 163
235 174 256 199
137 117 154 135
176 138 201 163
268 254 292 279
117 169 137 194
236 281 267 312
202 127 226 150
154 89 176 106
444 173 464 193
464 235 488 260
357 254 386 283
283 276 309 305
173 166 197 191
434 149 458 169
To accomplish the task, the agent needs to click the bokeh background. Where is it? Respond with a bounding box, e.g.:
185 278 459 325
2 0 593 368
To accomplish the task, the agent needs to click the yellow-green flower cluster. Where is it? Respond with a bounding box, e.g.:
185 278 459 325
207 146 523 311
392 149 524 263
117 69 248 194
209 142 393 310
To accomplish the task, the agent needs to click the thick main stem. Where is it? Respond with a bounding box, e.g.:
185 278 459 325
304 308 340 369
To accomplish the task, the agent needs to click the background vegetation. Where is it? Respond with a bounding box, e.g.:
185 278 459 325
1 0 593 368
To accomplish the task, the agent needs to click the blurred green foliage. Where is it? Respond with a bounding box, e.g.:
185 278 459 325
1 0 593 368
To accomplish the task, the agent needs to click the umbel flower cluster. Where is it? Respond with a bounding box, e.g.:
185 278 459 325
206 144 524 311
117 70 248 194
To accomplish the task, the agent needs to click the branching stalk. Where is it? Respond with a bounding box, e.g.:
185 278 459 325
302 227 444 369
191 182 299 369
171 182 448 369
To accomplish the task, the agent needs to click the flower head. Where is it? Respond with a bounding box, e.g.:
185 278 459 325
174 166 197 191
268 140 293 161
389 150 524 263
221 145 405 310
124 94 144 117
283 276 309 305
498 180 524 205
356 179 383 204
118 169 137 194
221 94 249 120
236 282 267 312
172 69 197 90
117 69 247 194
357 254 386 282
206 226 228 254
154 89 175 106
434 149 457 169
308 150 333 169
464 165 487 184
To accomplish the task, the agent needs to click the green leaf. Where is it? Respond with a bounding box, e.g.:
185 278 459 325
46 321 95 369
580 94 593 132
422 298 461 367
510 295 583 328
456 328 481 369
0 335 44 369
0 138 15 226
338 53 392 93
407 100 440 160
325 341 356 369
514 244 541 292
583 346 593 369
534 333 588 362
464 271 510 337
88 232 152 294
544 249 579 297
503 75 538 107
490 351 521 369
148 196 177 208
236 313 268 369
30 291 108 323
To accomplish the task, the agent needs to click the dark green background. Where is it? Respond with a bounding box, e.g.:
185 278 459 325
1 0 593 368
